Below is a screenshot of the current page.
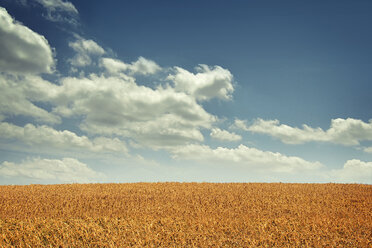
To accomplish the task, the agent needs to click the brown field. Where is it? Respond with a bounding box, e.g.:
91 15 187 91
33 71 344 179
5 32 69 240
0 183 371 247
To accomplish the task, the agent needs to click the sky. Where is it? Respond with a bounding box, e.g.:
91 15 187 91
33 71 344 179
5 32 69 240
0 0 371 184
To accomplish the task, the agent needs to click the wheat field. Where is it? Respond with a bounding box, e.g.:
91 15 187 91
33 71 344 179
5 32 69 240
0 183 371 247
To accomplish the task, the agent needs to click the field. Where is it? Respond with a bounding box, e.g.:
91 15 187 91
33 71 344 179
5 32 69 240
0 183 371 247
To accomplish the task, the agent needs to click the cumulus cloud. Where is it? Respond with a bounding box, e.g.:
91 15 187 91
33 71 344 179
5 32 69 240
246 118 372 146
210 128 241 142
49 74 215 148
0 27 226 150
34 0 78 24
0 122 128 154
0 7 55 74
0 74 60 123
168 64 234 101
330 159 372 184
0 9 240 154
130 56 161 75
100 58 129 74
171 144 322 173
0 157 103 183
101 57 161 75
69 38 105 67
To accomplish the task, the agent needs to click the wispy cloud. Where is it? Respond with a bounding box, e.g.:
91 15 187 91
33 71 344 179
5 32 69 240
35 0 78 14
34 0 78 24
363 147 372 153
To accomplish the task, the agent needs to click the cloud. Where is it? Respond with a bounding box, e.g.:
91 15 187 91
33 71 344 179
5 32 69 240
35 0 78 14
0 122 128 154
171 144 322 173
0 157 103 183
246 118 372 146
230 119 249 131
49 74 215 149
101 57 161 75
0 16 232 151
167 64 234 101
130 56 161 75
330 159 372 184
0 7 55 74
34 0 78 24
69 38 105 67
210 128 242 142
363 147 372 153
12 0 28 6
100 58 129 74
0 28 226 150
0 74 60 123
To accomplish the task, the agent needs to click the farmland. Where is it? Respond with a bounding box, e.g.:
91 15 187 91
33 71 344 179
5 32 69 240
0 183 371 247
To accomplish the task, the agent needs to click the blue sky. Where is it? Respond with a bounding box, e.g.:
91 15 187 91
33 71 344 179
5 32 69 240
0 0 371 184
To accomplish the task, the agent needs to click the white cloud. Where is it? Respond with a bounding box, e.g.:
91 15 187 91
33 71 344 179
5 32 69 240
100 58 129 74
0 7 55 74
363 147 372 153
247 118 372 146
248 119 325 144
35 0 78 14
230 119 249 131
130 56 161 75
0 157 103 183
0 74 60 123
0 31 225 150
34 0 78 24
0 13 235 152
101 57 161 75
0 122 128 154
69 38 105 67
171 144 322 173
50 74 215 149
210 128 242 142
330 159 372 184
91 137 128 153
168 64 234 101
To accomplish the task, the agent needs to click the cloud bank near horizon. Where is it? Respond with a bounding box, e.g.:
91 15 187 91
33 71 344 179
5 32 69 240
232 118 372 147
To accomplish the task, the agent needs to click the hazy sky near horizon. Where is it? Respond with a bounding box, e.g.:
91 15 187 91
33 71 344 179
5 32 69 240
0 0 371 184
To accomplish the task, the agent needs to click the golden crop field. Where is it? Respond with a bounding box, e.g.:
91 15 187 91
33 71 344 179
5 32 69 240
0 183 371 247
